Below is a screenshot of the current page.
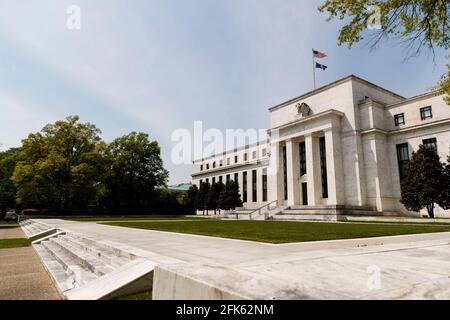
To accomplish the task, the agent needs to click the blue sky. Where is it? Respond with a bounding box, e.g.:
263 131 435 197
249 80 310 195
0 0 447 183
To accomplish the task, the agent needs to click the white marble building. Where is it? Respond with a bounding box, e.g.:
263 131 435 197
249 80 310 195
192 75 450 217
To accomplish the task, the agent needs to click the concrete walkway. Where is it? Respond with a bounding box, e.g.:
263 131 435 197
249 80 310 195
0 227 61 300
0 226 24 239
38 219 450 299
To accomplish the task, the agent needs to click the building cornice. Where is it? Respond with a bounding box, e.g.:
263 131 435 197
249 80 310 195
268 109 344 134
191 159 269 178
268 75 405 112
388 118 450 135
386 91 442 109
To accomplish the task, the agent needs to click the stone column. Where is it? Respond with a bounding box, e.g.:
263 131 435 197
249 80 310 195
305 133 321 206
267 140 284 204
285 139 300 206
257 167 264 203
324 127 345 205
247 169 254 204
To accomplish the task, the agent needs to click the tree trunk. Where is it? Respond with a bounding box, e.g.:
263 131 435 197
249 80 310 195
427 203 435 218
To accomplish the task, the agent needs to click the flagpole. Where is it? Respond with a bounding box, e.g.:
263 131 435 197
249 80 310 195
312 49 316 89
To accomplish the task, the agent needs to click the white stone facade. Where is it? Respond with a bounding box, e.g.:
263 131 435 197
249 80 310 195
192 75 450 217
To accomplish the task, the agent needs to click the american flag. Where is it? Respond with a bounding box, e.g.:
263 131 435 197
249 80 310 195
313 49 327 59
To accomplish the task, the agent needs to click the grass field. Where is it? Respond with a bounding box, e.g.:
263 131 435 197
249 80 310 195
0 220 17 225
66 215 203 222
0 238 32 249
104 220 450 244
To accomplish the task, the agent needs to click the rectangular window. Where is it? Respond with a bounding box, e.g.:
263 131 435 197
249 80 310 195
212 177 216 184
205 178 209 185
394 113 405 126
262 148 267 157
252 151 257 159
219 176 223 183
283 146 288 201
262 169 267 202
243 172 248 203
227 158 230 165
420 106 432 120
199 179 203 186
299 141 307 176
206 163 209 170
200 164 203 171
396 143 410 181
252 170 257 202
213 162 216 169
244 153 248 161
319 137 328 199
234 173 239 183
226 174 230 183
423 138 437 152
234 155 238 163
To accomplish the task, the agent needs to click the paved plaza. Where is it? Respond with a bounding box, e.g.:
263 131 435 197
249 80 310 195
37 219 450 299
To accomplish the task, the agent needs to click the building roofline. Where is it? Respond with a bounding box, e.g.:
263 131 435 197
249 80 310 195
385 90 442 109
192 139 270 163
268 75 406 112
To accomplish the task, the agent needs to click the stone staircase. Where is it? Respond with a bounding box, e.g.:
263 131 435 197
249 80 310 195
32 231 156 300
272 205 383 221
222 201 285 221
19 219 57 238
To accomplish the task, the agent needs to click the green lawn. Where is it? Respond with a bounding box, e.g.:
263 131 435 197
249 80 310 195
0 220 17 225
0 238 32 249
66 215 203 222
104 220 450 244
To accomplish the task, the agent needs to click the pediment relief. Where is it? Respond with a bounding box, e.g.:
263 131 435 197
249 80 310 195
296 103 312 118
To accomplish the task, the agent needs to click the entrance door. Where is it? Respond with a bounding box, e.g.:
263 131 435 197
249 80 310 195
302 183 308 205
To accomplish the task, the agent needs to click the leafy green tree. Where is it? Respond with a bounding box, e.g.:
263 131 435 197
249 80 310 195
207 182 224 215
400 144 445 218
438 154 450 210
184 184 199 214
104 132 168 210
11 116 105 212
0 148 20 217
219 180 243 211
319 0 450 102
196 182 210 215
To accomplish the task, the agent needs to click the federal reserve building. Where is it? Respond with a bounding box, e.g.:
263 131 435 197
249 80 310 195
192 75 450 219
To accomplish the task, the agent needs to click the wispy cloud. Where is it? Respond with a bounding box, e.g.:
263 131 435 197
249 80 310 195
0 0 447 183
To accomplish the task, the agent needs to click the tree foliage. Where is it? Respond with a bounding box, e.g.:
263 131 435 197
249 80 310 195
218 180 243 211
438 154 450 210
319 0 450 102
7 116 170 214
207 182 225 214
0 148 20 216
11 116 105 211
196 182 210 214
103 132 168 210
400 144 445 218
184 184 199 214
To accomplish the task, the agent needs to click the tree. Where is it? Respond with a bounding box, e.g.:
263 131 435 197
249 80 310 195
184 184 199 215
0 148 20 218
11 116 105 212
219 180 243 211
207 182 224 215
438 154 450 210
319 0 450 102
103 132 168 210
196 182 210 215
400 144 445 218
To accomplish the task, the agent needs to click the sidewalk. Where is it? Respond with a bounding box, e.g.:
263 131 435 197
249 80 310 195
0 227 61 300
